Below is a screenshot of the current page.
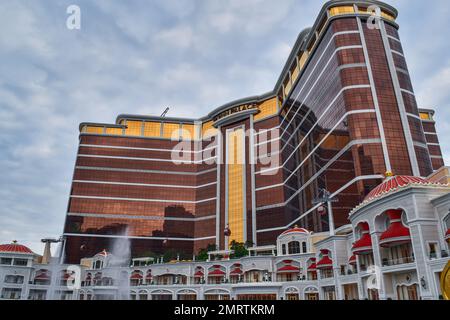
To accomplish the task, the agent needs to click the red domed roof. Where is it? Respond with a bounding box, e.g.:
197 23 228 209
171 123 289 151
352 223 373 255
365 175 433 202
208 269 225 277
0 241 33 254
277 265 300 273
194 270 204 277
307 263 317 271
316 249 333 269
281 226 309 236
351 174 446 215
230 268 243 275
96 249 111 257
379 210 411 247
307 258 317 271
349 255 357 265
130 273 143 280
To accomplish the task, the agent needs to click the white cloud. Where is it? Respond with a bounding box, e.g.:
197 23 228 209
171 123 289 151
154 25 194 49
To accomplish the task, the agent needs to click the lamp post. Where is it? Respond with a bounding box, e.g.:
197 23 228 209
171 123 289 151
313 188 338 236
224 224 231 250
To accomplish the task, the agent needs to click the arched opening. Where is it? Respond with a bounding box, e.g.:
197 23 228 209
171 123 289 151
138 290 148 300
285 287 300 300
306 258 317 280
130 270 144 286
288 241 300 254
207 265 226 284
229 264 243 284
34 269 51 285
151 290 173 300
396 284 419 300
276 260 301 282
177 289 197 301
193 266 205 284
304 286 319 300
204 289 230 301
378 209 413 266
352 222 374 272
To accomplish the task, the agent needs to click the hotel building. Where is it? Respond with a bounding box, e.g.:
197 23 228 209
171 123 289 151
1 168 450 300
61 0 445 264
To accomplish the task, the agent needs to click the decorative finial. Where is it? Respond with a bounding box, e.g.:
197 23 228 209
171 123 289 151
12 240 18 244
385 171 394 178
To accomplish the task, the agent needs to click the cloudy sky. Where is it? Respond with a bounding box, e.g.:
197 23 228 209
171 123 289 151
0 0 449 255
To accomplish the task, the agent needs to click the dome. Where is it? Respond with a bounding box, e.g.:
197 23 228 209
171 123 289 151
351 173 446 215
280 226 310 236
96 249 111 257
379 209 411 247
316 249 333 270
0 241 33 254
352 222 373 255
365 175 434 202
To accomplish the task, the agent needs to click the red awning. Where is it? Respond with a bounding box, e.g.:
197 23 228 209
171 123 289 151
145 274 152 279
230 268 243 275
208 269 225 277
317 250 333 269
277 265 300 273
35 272 50 280
352 223 373 255
307 263 317 271
379 210 411 247
194 271 204 277
130 273 143 280
349 255 357 265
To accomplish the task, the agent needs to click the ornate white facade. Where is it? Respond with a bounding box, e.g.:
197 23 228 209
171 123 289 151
1 172 450 300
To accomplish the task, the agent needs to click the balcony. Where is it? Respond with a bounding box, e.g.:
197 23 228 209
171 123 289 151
382 256 415 267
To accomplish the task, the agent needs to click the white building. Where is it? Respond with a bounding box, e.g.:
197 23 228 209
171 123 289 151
1 171 449 300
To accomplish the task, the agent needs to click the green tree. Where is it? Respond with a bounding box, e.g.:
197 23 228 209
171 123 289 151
195 244 217 261
230 241 248 259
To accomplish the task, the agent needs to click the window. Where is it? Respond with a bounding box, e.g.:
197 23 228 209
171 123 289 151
0 258 12 265
329 6 355 17
288 241 300 254
282 244 286 255
1 288 22 300
94 260 102 269
420 112 432 121
4 275 24 284
428 243 438 259
13 259 28 266
125 120 143 136
302 242 307 253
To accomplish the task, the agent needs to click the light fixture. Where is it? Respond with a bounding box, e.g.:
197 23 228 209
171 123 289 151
420 277 427 289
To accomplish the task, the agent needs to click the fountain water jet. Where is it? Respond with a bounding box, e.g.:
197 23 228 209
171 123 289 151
109 228 131 300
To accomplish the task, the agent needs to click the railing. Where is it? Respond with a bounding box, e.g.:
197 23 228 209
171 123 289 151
382 256 415 267
340 270 356 276
1 294 21 300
